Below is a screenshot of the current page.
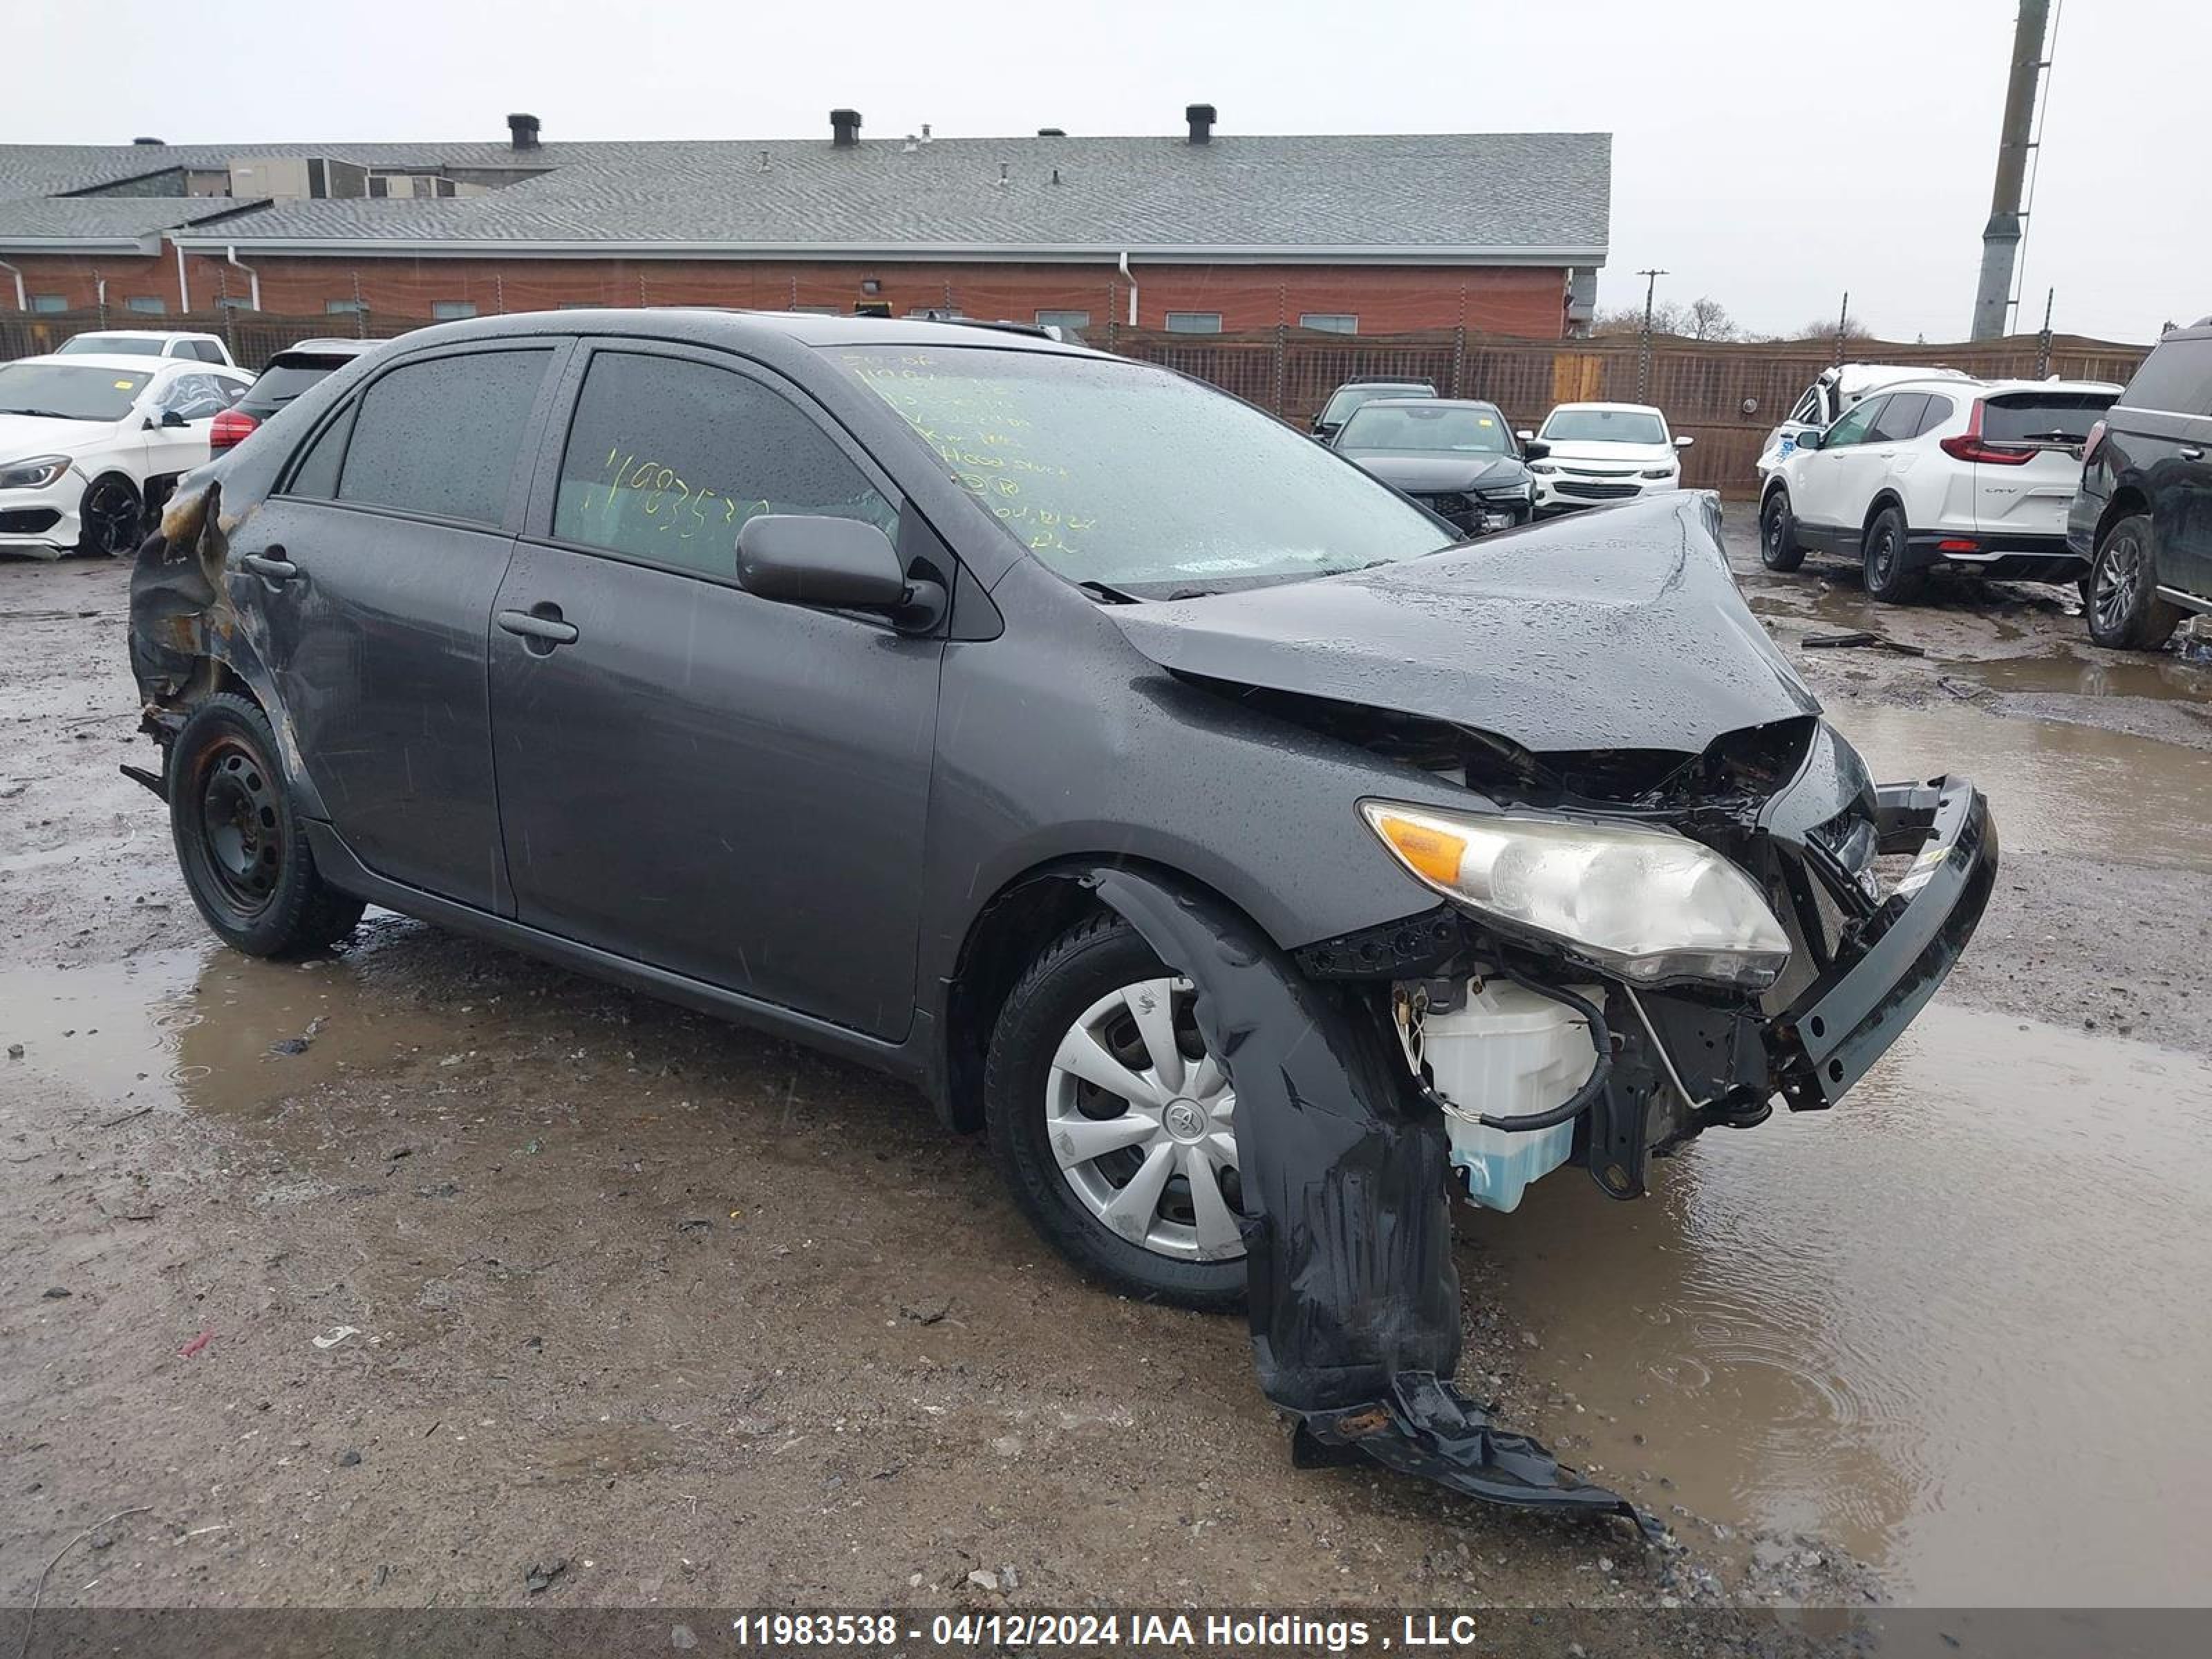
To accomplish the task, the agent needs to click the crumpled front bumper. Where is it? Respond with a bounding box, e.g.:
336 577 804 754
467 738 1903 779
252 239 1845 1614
1779 775 1997 1108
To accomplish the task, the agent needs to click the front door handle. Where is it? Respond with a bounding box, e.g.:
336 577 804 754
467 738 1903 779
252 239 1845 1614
2180 446 2206 462
241 550 298 583
497 606 580 648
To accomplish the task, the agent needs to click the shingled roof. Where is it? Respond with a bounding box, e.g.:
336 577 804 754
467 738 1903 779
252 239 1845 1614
0 127 1609 265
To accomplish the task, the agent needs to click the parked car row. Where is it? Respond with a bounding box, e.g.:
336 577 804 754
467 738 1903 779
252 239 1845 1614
1312 377 1693 536
1754 322 2212 654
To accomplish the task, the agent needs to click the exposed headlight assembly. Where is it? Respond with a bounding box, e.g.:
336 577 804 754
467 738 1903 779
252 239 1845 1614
1640 466 1676 480
1360 800 1792 988
1528 462 1557 475
0 455 70 491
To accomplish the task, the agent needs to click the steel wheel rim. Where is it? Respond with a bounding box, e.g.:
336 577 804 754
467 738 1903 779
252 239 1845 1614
1044 975 1245 1263
2094 534 2141 634
82 479 140 555
198 740 281 917
1870 524 1899 586
1763 501 1785 560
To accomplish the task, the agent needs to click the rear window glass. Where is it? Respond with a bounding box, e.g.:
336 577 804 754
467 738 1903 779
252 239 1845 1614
336 350 550 527
1320 384 1433 426
1980 391 2117 443
2118 337 2212 418
240 359 350 419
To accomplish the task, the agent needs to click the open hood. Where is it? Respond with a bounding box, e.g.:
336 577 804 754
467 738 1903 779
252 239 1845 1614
1107 494 1817 755
1343 451 1529 495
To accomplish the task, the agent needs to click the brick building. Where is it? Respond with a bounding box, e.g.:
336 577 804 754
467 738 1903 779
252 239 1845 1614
0 109 1608 344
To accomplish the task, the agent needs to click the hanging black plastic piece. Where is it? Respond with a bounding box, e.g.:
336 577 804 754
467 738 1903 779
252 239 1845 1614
1085 867 1653 1536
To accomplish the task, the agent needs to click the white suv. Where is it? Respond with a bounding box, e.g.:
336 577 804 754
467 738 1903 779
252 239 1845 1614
1758 377 2120 601
53 330 236 367
1520 401 1693 514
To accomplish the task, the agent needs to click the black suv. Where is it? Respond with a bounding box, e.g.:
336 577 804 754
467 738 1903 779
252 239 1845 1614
2069 318 2212 649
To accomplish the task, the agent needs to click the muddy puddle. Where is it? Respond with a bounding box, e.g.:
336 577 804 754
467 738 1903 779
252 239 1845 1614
1465 1004 2212 1605
1944 651 2211 703
1830 703 2212 874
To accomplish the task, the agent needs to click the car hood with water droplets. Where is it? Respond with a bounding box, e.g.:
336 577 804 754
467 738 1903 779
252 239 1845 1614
1107 494 1819 755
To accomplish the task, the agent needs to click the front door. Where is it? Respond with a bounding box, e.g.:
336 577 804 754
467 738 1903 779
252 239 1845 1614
226 343 561 910
487 344 944 1039
1792 395 1887 535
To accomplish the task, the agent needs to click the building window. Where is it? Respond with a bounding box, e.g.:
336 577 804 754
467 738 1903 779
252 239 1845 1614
556 301 607 310
1035 309 1091 329
216 296 255 310
789 305 841 315
326 299 364 315
1163 312 1223 335
432 301 478 320
126 296 167 315
1300 313 1358 335
30 294 68 313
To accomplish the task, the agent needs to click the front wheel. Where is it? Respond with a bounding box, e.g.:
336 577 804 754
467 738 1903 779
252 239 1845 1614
1862 505 1925 603
76 474 143 557
169 693 365 957
984 916 1248 1311
2086 514 2183 651
1759 490 1805 572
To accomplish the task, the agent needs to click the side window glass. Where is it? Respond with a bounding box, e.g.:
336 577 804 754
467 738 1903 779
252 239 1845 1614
286 403 356 499
158 374 229 421
191 341 223 364
336 350 551 527
552 351 898 577
1870 393 1927 443
2119 337 2212 417
1914 395 1954 438
1824 399 1882 449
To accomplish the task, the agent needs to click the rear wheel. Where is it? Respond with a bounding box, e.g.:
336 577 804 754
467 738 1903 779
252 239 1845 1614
1862 505 1925 603
985 916 1248 1311
169 693 364 957
1758 489 1805 572
2086 514 2183 651
76 474 143 557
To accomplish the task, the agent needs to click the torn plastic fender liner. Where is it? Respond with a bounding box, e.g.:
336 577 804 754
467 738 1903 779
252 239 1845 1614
1085 867 1651 1533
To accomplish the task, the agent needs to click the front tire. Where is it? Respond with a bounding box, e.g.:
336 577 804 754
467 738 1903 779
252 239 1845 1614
76 474 143 558
169 693 364 957
2086 514 2183 651
1759 489 1805 572
984 916 1248 1311
1862 504 1925 603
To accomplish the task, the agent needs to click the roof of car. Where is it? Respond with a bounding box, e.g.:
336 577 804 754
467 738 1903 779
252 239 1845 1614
68 328 220 340
1352 396 1500 411
269 337 382 358
1338 378 1434 388
1548 400 1663 415
386 306 1107 359
5 351 195 373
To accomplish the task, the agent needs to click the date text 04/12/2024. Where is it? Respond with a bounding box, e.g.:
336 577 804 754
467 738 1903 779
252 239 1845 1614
729 1613 1492 1650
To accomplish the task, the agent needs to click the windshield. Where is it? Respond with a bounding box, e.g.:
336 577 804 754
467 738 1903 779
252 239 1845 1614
1338 403 1512 454
834 347 1449 594
1320 383 1433 427
55 335 166 359
1541 407 1668 445
0 362 150 420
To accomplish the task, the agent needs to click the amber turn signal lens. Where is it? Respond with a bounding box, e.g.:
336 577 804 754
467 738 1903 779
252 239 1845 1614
1374 812 1467 885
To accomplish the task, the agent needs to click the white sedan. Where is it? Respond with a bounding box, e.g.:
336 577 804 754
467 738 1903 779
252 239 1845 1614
1519 401 1694 515
0 354 251 559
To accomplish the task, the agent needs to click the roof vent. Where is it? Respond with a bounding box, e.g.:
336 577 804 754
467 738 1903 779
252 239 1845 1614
507 113 541 151
1038 127 1066 137
1185 104 1217 144
131 135 165 147
995 162 1010 189
903 134 919 153
831 109 862 148
1050 168 1062 186
919 124 932 144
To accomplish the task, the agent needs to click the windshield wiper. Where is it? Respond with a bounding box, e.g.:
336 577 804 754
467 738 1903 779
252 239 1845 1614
0 406 89 420
1074 579 1144 605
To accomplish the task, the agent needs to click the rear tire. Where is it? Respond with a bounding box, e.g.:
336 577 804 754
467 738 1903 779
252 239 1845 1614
169 693 365 957
1862 505 1925 603
984 915 1247 1312
1758 489 1805 572
2086 514 2183 651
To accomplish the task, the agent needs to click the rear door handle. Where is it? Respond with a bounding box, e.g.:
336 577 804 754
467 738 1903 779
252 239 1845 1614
241 550 297 583
497 606 580 647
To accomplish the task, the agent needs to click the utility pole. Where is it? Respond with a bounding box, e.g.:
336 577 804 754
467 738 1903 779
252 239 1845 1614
1635 268 1667 401
1834 291 1850 367
2036 287 2055 378
1971 0 2052 339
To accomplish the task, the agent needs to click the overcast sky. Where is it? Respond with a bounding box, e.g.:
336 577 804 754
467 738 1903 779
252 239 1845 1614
10 0 2204 343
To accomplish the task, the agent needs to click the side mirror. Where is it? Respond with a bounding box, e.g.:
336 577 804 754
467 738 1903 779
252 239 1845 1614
1674 433 1695 449
1795 429 1824 452
161 409 189 429
1521 440 1550 461
737 514 941 628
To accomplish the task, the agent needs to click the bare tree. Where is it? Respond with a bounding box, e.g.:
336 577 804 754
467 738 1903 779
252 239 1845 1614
1792 315 1877 342
1592 294 1737 341
1683 297 1738 341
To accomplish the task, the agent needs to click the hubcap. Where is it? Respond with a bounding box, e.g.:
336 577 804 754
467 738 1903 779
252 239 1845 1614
198 740 282 916
2094 534 2141 634
82 480 140 555
1044 976 1245 1263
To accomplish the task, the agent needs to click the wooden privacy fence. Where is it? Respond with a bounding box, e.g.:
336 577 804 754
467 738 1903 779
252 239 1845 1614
1 307 2148 498
1105 326 2152 495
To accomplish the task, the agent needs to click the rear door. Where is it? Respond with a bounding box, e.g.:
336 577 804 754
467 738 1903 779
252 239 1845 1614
227 341 564 910
487 341 944 1038
1971 389 2119 542
2112 337 2212 598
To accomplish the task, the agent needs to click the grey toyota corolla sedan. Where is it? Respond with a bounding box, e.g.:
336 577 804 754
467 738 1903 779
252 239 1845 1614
129 312 1993 1517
